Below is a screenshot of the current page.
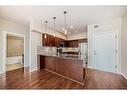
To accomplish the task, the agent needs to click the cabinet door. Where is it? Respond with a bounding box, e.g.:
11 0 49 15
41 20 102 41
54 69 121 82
50 35 55 46
55 58 68 76
44 56 55 71
66 60 84 82
43 34 50 46
55 37 60 47
64 41 69 47
42 34 46 46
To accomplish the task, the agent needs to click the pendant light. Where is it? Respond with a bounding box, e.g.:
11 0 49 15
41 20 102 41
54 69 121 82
44 21 48 39
53 17 56 37
64 11 67 35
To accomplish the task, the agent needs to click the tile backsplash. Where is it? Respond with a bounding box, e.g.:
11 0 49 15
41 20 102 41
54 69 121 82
62 47 78 52
37 46 57 55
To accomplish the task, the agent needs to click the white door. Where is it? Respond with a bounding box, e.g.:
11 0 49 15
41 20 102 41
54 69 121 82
93 32 117 73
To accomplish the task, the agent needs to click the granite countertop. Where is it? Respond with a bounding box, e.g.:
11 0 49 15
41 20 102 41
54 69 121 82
38 53 86 61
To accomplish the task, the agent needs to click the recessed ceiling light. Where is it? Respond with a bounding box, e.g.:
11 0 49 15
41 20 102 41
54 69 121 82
70 25 73 29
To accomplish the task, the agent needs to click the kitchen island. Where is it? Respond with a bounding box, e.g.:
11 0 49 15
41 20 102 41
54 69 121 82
38 54 86 85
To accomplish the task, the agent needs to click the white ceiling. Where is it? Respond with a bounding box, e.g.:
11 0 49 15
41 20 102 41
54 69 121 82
0 6 127 35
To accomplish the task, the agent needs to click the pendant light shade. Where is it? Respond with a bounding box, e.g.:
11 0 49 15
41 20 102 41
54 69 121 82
53 17 56 37
44 21 48 39
64 11 67 35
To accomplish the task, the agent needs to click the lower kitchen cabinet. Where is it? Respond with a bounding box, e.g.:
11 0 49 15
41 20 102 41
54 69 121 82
66 60 84 82
39 55 84 83
55 58 68 76
44 56 56 71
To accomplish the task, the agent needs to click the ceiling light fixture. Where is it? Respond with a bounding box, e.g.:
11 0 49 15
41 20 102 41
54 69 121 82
64 11 67 35
44 21 48 39
53 17 56 37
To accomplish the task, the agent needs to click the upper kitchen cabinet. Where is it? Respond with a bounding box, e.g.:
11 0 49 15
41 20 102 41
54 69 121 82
78 38 87 43
42 33 87 47
43 33 65 47
55 37 65 47
67 39 87 47
55 37 60 47
43 33 49 46
43 33 55 46
68 40 78 47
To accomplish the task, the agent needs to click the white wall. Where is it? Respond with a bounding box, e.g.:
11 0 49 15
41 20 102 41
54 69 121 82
29 20 66 72
87 18 122 73
121 13 127 79
0 31 5 74
67 32 87 40
0 18 29 74
29 30 42 72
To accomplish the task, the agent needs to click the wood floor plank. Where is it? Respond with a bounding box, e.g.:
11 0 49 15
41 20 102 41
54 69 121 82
0 68 127 89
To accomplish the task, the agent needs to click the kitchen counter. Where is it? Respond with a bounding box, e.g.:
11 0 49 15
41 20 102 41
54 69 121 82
38 53 86 85
37 53 85 61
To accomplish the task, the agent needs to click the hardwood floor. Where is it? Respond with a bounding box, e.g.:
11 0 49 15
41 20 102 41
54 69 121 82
0 68 127 89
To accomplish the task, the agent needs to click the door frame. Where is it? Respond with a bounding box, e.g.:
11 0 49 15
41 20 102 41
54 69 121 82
92 30 119 73
3 31 26 72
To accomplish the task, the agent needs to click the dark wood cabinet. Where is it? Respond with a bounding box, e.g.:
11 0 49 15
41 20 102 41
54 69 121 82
67 39 87 47
43 33 50 46
42 33 87 47
43 56 56 71
55 37 60 47
39 55 84 83
68 40 78 47
43 33 65 47
55 58 68 76
43 33 55 46
49 35 55 46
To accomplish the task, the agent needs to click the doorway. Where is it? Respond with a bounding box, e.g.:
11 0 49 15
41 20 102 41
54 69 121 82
3 32 25 72
93 31 118 73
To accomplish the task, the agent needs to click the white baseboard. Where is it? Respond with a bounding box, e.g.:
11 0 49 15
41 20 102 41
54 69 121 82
29 68 37 72
7 56 23 64
87 66 94 69
87 66 121 75
120 73 127 79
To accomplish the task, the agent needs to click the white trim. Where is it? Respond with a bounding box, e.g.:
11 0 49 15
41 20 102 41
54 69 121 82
87 66 94 69
3 31 26 73
29 31 32 72
120 73 127 79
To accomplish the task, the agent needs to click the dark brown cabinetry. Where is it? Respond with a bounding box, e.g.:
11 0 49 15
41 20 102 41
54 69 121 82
67 39 87 47
68 40 78 47
42 33 87 47
43 33 64 47
39 55 84 83
43 33 55 46
55 58 68 76
44 56 55 71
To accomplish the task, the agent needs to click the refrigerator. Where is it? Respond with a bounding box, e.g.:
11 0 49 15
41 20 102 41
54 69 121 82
78 43 88 67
